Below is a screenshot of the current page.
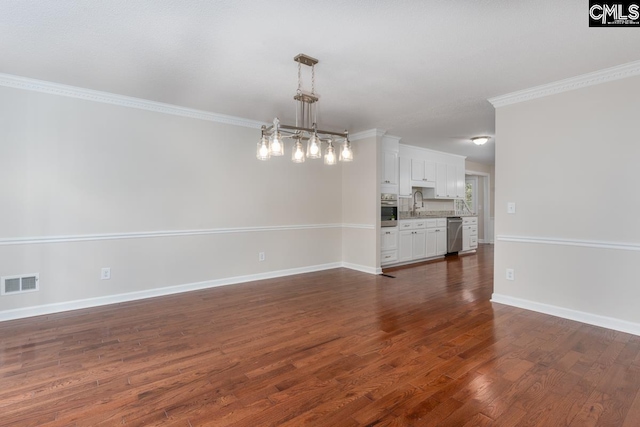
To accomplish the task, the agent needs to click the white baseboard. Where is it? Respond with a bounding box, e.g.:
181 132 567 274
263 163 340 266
342 262 382 275
491 293 640 336
0 261 379 322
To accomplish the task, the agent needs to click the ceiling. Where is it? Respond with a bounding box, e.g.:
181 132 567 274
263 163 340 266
1 1 639 164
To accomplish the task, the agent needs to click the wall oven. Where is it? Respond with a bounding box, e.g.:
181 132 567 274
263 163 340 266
381 193 398 227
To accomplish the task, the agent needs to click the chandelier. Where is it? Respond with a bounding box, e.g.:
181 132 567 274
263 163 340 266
257 54 353 165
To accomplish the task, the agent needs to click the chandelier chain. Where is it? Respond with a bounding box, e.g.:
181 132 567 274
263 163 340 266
311 64 315 95
297 61 302 95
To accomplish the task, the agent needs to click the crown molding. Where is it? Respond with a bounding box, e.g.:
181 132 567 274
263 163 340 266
350 128 387 141
488 60 640 108
381 134 402 143
0 73 267 129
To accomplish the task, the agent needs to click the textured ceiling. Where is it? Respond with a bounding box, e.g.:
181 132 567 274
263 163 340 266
1 1 639 164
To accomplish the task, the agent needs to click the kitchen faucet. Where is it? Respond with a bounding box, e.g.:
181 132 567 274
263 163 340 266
413 191 423 213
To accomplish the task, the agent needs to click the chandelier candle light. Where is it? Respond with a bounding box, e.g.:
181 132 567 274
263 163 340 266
257 54 353 165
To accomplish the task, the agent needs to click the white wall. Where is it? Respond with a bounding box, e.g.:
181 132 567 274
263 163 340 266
493 73 640 333
341 134 379 272
0 84 354 316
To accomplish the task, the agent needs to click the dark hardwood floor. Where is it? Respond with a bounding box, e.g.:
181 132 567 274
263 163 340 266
1 245 640 426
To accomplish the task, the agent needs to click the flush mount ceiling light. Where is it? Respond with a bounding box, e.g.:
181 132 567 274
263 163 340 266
257 54 352 165
471 136 490 146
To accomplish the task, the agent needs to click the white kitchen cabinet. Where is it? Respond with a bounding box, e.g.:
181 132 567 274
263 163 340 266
436 229 447 254
446 164 457 198
399 229 427 261
426 219 448 257
462 216 478 226
430 163 463 199
380 228 398 251
398 230 414 262
397 144 466 200
426 228 438 257
462 217 478 251
381 250 398 264
397 220 427 262
381 136 400 191
435 163 447 197
412 229 427 259
462 225 471 251
381 150 398 185
380 228 399 265
411 158 436 183
399 156 412 197
456 165 466 199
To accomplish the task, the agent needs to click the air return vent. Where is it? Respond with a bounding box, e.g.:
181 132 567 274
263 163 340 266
1 274 39 295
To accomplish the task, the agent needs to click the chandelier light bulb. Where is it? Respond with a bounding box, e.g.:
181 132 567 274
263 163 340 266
256 136 270 161
269 132 284 156
324 142 336 165
307 134 321 159
339 140 353 162
292 140 306 163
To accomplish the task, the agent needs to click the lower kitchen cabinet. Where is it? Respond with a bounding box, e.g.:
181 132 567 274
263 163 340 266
426 227 447 257
398 229 426 262
412 229 427 259
462 216 478 251
380 228 398 251
380 227 399 265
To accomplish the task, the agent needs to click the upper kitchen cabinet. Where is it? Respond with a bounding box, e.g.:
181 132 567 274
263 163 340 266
410 158 436 184
456 164 466 199
382 150 398 185
430 162 464 199
398 144 466 200
380 135 401 193
399 156 412 197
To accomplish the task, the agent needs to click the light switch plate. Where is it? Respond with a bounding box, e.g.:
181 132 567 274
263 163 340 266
507 202 516 214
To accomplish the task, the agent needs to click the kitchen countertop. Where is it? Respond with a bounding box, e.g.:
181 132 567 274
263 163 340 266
399 212 476 219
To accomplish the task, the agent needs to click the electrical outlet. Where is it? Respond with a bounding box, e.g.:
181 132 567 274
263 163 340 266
258 252 266 262
506 268 515 281
507 202 516 214
101 267 111 280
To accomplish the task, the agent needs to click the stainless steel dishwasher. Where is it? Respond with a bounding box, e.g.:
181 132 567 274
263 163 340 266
447 217 463 253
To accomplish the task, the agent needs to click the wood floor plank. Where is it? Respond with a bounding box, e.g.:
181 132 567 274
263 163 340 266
2 245 640 426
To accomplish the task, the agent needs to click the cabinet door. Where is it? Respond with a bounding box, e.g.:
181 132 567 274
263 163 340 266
413 230 427 259
382 151 398 184
436 229 448 255
399 157 412 197
456 165 466 198
411 158 424 181
446 164 457 199
424 161 436 182
426 229 437 257
436 163 447 197
398 231 413 262
381 229 398 251
462 225 471 251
